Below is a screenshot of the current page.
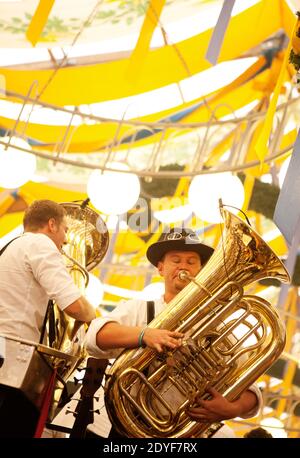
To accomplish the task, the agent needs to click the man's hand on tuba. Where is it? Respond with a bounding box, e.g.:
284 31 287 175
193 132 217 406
186 386 258 423
142 328 184 353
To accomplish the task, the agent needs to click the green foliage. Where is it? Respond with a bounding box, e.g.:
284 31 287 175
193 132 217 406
289 49 300 71
248 179 280 220
0 0 181 40
291 256 300 286
140 164 184 198
95 0 179 25
43 16 69 34
95 0 149 24
0 12 79 37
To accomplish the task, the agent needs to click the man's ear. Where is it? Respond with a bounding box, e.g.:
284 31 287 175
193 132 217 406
157 260 164 277
47 218 56 232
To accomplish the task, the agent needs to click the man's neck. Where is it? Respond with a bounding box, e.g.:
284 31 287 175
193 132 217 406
24 228 47 236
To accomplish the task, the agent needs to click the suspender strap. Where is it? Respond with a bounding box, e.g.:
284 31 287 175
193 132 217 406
39 300 56 346
146 300 155 324
0 236 21 256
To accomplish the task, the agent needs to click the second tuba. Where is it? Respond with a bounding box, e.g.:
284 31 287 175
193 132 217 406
0 201 109 420
104 208 290 438
41 201 109 417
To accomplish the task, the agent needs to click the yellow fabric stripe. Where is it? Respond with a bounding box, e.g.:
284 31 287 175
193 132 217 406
0 79 262 153
0 58 267 153
0 183 86 237
0 193 15 218
1 0 281 105
119 74 267 154
242 174 255 211
26 0 55 46
115 232 145 255
126 0 166 84
20 182 86 202
0 212 23 237
268 234 288 256
255 16 297 161
280 0 297 37
10 79 261 152
244 118 269 177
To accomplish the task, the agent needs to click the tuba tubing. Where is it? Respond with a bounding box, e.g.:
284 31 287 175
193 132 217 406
104 209 290 438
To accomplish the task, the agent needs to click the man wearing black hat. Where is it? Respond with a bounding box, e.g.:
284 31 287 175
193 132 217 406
85 228 262 437
146 228 214 304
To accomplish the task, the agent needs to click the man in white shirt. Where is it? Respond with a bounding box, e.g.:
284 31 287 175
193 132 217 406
0 199 96 437
85 227 262 438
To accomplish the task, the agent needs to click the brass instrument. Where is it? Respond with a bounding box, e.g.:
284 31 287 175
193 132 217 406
43 202 109 417
104 208 290 438
0 202 109 418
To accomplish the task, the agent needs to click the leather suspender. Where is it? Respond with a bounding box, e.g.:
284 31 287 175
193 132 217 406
39 300 56 345
146 300 155 324
0 236 21 256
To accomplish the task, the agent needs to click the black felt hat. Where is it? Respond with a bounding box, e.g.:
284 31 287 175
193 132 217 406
146 227 214 267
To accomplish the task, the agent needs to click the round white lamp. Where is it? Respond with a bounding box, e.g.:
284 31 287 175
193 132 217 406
0 136 36 189
87 162 140 215
85 273 104 309
188 172 245 223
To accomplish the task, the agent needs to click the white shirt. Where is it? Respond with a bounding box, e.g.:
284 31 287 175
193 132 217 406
0 232 81 343
85 296 263 435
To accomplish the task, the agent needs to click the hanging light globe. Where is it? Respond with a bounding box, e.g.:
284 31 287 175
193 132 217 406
87 162 140 215
0 136 36 189
188 172 245 223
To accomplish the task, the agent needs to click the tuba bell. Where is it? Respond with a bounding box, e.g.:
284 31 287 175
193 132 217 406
104 208 290 438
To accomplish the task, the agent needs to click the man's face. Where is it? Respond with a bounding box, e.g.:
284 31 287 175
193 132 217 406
48 217 68 250
157 250 202 299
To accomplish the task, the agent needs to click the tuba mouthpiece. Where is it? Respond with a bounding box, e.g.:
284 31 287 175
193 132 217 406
178 270 189 281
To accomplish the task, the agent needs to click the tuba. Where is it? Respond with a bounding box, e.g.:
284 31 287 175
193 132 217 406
104 208 290 438
40 202 109 417
0 201 109 419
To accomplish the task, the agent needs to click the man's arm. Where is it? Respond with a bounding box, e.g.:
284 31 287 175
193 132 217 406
231 390 258 417
64 296 96 323
96 321 184 353
187 387 258 423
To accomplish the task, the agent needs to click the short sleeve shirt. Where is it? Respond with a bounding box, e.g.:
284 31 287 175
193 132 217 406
0 232 81 342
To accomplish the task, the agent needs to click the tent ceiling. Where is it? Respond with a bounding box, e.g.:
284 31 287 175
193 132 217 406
1 1 300 436
0 0 258 50
0 0 285 105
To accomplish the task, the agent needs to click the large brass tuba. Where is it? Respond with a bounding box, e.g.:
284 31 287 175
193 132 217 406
0 201 109 419
40 201 109 417
104 208 290 438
